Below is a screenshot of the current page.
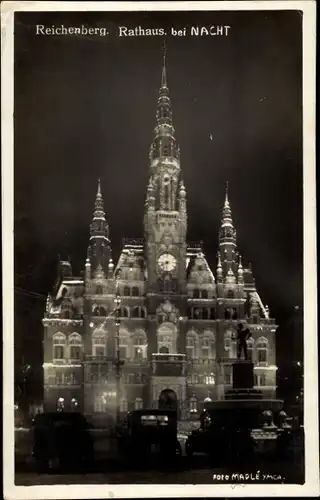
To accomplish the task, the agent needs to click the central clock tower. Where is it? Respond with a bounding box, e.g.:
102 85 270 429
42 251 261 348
144 49 187 296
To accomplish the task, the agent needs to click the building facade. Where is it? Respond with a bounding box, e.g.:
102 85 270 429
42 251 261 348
42 55 277 419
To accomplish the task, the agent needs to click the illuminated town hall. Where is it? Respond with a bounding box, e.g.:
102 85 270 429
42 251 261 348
42 54 277 418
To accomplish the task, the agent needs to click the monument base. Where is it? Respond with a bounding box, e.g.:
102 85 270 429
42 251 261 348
232 361 254 389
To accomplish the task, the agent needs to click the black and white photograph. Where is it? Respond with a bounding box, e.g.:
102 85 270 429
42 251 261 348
2 1 318 498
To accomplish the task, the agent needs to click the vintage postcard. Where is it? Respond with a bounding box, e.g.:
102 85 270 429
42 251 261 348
2 0 318 498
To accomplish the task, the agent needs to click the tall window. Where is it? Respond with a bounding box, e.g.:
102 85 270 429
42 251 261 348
132 306 140 318
96 285 103 295
69 333 82 361
133 334 147 359
224 331 236 357
227 289 235 299
257 337 268 364
53 333 66 360
201 290 208 299
123 286 130 297
120 307 129 318
186 334 197 359
119 335 128 359
201 333 215 359
132 286 139 297
193 289 200 299
247 338 254 361
189 396 198 412
92 333 106 358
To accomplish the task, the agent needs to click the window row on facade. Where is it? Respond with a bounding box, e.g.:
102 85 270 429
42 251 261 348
48 371 270 388
188 289 239 299
92 305 147 318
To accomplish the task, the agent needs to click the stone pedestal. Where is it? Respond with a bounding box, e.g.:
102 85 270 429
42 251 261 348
232 361 254 389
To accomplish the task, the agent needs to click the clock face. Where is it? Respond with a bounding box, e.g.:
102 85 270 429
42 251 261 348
158 253 177 272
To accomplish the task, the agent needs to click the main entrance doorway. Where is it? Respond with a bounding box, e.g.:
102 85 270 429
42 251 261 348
158 389 178 412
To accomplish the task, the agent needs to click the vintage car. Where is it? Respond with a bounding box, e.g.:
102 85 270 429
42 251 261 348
185 405 266 464
32 412 94 472
117 409 181 464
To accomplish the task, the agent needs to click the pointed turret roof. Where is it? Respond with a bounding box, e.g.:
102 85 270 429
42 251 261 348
90 178 110 240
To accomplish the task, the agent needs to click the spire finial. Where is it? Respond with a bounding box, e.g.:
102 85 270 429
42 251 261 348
161 39 167 88
225 181 229 205
97 178 101 196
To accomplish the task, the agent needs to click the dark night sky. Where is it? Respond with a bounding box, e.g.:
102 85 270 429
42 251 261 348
14 10 303 379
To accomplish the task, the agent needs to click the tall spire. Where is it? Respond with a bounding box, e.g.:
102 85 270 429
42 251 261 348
161 40 167 89
93 178 105 220
147 44 181 212
88 179 111 278
90 178 110 239
219 183 237 277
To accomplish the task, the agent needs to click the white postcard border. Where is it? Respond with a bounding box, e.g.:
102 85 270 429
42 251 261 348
2 1 318 498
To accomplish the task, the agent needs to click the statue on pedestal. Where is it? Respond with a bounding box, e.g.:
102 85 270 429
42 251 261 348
235 323 252 360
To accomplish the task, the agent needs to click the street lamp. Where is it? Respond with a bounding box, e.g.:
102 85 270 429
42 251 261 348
114 294 124 426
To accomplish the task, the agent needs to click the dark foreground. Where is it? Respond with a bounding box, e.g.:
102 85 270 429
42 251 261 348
15 454 304 485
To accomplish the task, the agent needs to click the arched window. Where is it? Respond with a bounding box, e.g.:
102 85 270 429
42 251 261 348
53 333 66 360
140 307 146 319
224 331 236 358
134 397 143 410
69 333 82 360
157 323 175 353
132 286 139 297
186 333 198 359
133 333 147 359
123 286 130 297
189 396 198 413
201 332 215 359
187 373 198 384
257 337 268 364
204 372 215 385
62 310 71 319
99 306 107 317
201 290 208 299
193 289 200 299
132 306 140 318
247 337 254 361
92 332 106 358
120 307 129 318
119 334 129 359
